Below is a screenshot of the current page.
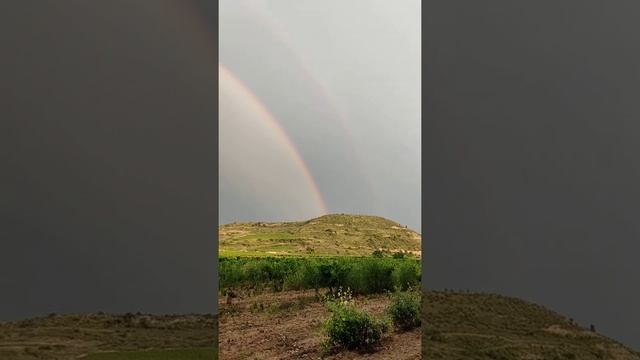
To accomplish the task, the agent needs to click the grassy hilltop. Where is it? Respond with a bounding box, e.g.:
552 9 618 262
423 291 640 360
219 214 421 257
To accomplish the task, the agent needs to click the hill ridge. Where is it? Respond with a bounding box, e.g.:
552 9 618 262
221 213 416 229
219 213 421 257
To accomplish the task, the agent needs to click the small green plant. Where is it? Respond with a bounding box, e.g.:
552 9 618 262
387 290 421 331
323 289 388 351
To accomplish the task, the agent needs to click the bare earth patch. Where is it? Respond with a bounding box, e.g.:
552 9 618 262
219 290 420 360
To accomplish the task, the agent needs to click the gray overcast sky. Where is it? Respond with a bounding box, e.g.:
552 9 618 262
1 0 217 320
219 0 421 231
423 1 640 349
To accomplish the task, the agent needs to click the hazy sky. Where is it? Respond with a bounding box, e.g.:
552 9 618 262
423 1 640 349
219 0 421 231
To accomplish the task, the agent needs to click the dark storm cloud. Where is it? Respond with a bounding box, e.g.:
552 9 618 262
423 1 640 348
1 0 218 319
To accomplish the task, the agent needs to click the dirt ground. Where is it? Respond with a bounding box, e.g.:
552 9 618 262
218 290 420 360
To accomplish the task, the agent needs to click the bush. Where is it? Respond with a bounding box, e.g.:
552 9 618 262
284 261 318 291
387 290 421 331
282 266 305 290
348 260 394 294
324 300 388 351
392 261 420 291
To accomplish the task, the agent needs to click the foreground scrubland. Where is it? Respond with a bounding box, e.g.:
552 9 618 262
218 255 422 359
219 289 421 360
218 215 423 359
0 313 217 360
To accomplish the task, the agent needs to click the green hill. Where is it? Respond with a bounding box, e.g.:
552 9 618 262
423 291 640 360
218 214 421 257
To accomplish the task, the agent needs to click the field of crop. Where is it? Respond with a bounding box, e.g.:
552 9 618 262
219 256 422 359
220 255 421 295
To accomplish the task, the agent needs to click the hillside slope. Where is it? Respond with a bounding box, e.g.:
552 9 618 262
219 214 421 256
423 291 640 360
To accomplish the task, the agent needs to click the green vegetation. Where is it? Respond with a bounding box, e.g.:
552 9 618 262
219 256 420 295
218 214 423 357
323 288 389 352
219 214 421 257
83 348 216 360
387 289 421 331
423 291 640 360
320 287 424 353
391 260 421 291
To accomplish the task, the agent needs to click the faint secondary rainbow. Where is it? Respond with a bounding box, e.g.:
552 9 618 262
219 64 328 215
239 2 355 138
152 0 329 215
221 1 378 210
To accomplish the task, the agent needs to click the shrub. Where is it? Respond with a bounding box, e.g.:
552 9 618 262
348 260 394 294
392 261 420 291
387 290 421 331
284 261 317 291
283 266 305 290
318 262 335 292
327 261 351 295
323 300 388 351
